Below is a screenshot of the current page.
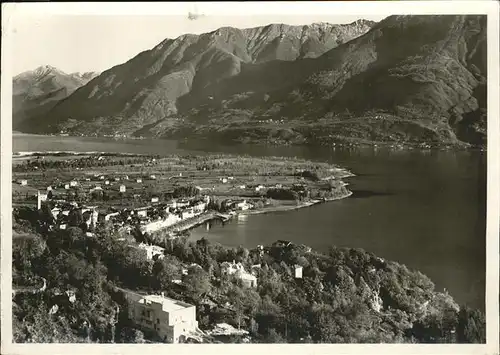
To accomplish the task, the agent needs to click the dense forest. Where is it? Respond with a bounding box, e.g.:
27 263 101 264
12 205 485 343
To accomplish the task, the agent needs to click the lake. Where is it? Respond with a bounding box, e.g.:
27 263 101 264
13 134 486 310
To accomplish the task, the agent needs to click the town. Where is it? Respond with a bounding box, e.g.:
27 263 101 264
12 152 361 343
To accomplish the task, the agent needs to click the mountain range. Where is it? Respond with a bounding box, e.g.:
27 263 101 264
13 66 99 128
13 15 487 147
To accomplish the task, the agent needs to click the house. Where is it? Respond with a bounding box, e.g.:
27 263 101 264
119 185 126 193
37 191 48 210
294 265 303 279
136 178 143 183
64 184 70 190
114 177 121 181
181 208 195 220
105 180 110 185
99 175 105 180
193 201 206 213
221 261 257 288
255 185 265 192
46 186 53 191
151 197 159 203
150 175 157 180
70 180 78 187
140 213 181 234
59 224 67 230
137 243 165 260
19 179 28 186
234 200 253 211
124 291 199 343
236 270 257 288
221 178 228 184
176 200 190 208
104 212 120 221
239 185 246 189
136 207 148 218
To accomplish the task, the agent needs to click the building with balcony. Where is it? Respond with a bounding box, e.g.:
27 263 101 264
124 291 199 343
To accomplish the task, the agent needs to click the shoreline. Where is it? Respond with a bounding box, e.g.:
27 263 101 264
237 191 353 216
13 132 486 153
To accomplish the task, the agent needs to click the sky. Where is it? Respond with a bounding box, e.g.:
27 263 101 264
6 3 389 75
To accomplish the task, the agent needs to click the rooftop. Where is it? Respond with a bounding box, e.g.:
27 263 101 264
140 294 194 312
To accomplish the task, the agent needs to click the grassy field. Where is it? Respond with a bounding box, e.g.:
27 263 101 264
12 153 353 211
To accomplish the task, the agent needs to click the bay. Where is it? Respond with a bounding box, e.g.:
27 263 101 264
13 134 486 310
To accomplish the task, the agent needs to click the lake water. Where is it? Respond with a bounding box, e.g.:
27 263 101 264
13 134 486 310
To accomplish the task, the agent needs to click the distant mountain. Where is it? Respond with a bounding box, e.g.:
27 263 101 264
12 66 99 127
14 20 374 134
16 16 487 148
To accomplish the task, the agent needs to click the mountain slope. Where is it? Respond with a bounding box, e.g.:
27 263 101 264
14 20 375 134
173 15 487 147
13 66 99 127
17 16 487 148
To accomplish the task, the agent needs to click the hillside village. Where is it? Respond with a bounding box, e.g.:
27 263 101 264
12 152 365 343
11 152 485 344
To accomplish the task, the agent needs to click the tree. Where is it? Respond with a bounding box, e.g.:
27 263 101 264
184 267 211 301
265 328 286 343
152 257 180 290
119 327 145 343
68 209 84 228
456 306 486 343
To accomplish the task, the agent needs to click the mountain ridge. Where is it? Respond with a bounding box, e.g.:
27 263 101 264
13 65 100 127
14 16 487 148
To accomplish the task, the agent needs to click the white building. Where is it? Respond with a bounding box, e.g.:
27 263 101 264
294 265 303 279
37 191 48 210
136 178 143 183
119 185 126 193
140 214 182 234
137 243 165 260
70 180 78 187
181 208 195 220
150 175 157 180
136 208 148 218
236 270 257 288
105 180 110 185
124 291 199 343
64 184 70 190
255 185 265 192
151 197 159 203
46 186 53 191
235 200 252 211
193 201 206 213
19 179 28 186
221 261 257 288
